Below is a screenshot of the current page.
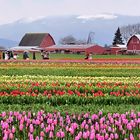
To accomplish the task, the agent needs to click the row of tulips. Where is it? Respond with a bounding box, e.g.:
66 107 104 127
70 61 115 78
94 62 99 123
1 75 140 83
0 89 140 98
0 61 140 68
0 76 140 96
1 110 140 140
1 59 140 64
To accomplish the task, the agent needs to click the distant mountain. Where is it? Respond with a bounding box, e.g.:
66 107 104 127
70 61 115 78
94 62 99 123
0 14 140 46
0 38 18 48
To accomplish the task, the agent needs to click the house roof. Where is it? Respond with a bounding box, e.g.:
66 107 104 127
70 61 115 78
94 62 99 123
19 33 49 46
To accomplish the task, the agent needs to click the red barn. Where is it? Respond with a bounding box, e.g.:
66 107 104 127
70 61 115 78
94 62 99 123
127 34 140 54
19 33 55 48
46 44 106 54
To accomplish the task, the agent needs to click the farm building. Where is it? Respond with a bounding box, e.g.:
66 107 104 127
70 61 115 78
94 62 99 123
110 44 127 55
11 33 55 51
19 33 55 48
45 44 106 54
127 34 140 54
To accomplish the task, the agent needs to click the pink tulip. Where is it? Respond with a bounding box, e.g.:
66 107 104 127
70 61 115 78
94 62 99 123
2 112 6 117
45 127 49 133
69 127 75 135
40 131 45 137
29 124 34 133
114 133 119 139
29 134 34 140
105 133 109 139
35 136 39 140
83 131 89 139
3 134 8 140
60 130 65 138
40 136 44 140
85 124 89 129
130 133 134 140
75 136 80 140
19 124 24 131
56 132 60 138
11 126 16 133
41 123 44 128
73 122 78 129
127 123 132 131
110 133 114 139
75 131 81 138
90 132 95 140
49 131 54 138
9 133 14 139
138 134 140 139
36 119 40 125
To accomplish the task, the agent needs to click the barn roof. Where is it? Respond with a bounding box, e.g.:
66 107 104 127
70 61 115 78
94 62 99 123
134 34 140 40
19 33 49 46
0 46 7 50
46 44 95 50
127 34 140 46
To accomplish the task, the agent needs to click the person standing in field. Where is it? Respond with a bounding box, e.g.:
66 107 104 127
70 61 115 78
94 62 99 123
5 51 9 60
13 53 18 60
23 51 29 60
42 51 49 60
85 52 89 59
88 53 92 60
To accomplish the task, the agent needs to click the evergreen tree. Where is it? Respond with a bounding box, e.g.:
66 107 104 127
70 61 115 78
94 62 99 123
113 27 124 45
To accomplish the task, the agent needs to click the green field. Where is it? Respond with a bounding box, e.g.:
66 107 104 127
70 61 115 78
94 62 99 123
14 52 140 60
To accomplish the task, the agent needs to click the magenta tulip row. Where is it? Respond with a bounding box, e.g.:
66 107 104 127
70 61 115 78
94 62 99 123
0 110 140 140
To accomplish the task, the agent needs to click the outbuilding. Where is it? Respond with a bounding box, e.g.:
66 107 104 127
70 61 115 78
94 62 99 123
110 44 127 55
127 34 140 54
10 33 56 59
45 44 106 55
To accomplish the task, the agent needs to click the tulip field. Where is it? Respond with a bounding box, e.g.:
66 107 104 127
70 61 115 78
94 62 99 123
0 61 140 139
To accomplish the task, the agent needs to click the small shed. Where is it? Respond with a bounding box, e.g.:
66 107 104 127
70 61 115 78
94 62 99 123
110 44 127 55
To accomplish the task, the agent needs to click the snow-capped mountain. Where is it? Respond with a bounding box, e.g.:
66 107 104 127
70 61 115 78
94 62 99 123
0 14 140 46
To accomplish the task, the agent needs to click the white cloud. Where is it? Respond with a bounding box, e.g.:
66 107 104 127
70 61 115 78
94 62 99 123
0 0 140 24
15 16 46 24
77 14 118 20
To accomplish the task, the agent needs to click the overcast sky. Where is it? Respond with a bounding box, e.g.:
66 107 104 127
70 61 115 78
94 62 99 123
0 0 140 24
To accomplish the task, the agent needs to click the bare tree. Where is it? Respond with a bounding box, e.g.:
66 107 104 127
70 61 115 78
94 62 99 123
76 39 87 45
120 23 140 42
59 35 77 45
59 35 87 45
